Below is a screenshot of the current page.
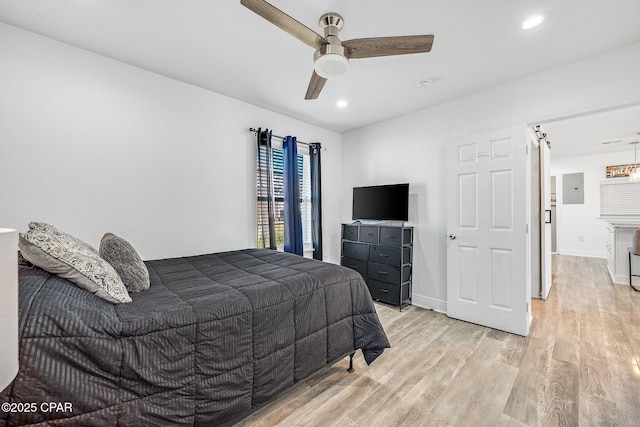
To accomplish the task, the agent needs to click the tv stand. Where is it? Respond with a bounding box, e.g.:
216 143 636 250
340 223 413 310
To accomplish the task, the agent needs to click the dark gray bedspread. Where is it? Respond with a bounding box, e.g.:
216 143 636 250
1 249 389 426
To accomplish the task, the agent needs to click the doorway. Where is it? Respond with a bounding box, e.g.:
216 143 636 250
540 103 640 261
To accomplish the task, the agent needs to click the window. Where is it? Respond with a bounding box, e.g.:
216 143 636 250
257 144 312 249
600 179 640 216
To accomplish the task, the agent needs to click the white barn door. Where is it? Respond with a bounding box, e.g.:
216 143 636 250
540 135 552 300
446 126 530 336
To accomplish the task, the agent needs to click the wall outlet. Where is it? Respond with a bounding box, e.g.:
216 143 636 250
578 236 584 242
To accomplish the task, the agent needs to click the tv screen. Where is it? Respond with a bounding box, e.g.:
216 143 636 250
352 183 409 221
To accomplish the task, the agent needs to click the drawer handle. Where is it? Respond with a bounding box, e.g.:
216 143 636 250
378 254 390 257
379 289 389 293
367 233 375 236
377 271 389 275
348 265 359 269
384 235 396 239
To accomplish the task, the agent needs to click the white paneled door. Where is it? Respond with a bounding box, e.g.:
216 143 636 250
446 126 530 336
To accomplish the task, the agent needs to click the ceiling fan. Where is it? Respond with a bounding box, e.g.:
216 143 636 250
240 0 435 100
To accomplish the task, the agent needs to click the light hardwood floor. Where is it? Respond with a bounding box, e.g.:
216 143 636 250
235 255 640 426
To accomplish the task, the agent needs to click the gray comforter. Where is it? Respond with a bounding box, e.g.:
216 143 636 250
1 249 389 426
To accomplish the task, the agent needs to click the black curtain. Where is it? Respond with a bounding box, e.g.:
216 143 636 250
256 129 277 250
310 143 323 260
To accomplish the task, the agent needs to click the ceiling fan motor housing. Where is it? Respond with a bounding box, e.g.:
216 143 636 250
314 13 349 78
319 13 344 39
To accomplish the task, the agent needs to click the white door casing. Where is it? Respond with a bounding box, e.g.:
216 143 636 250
529 130 541 299
446 126 530 336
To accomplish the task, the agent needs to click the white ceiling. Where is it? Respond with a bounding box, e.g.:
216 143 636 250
1 0 640 137
542 104 640 159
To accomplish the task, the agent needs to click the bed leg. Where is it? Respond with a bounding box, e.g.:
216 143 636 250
347 352 355 373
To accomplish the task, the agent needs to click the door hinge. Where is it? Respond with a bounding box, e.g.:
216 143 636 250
526 145 529 155
526 224 529 234
527 302 530 313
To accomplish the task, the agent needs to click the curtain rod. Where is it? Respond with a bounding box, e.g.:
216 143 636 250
248 128 315 147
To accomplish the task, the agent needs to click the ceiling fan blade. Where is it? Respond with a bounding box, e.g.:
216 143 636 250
343 35 434 59
305 71 327 100
240 0 326 50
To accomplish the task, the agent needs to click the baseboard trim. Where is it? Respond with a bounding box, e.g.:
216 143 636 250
556 249 606 259
412 293 447 314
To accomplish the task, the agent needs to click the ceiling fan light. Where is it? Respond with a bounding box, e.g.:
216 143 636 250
314 53 349 79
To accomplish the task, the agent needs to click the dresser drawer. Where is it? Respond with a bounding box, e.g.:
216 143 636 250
368 280 410 305
368 262 400 283
342 241 368 261
379 227 402 247
342 224 359 242
359 226 379 244
367 279 399 305
369 245 400 265
379 227 413 247
368 262 411 284
369 245 411 266
341 257 368 278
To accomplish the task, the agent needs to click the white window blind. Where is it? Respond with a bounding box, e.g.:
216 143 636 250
257 145 312 249
600 180 640 216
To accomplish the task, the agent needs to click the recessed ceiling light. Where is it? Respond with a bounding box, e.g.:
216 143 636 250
521 15 544 30
337 99 348 108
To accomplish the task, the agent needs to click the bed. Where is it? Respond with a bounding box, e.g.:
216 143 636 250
0 248 390 426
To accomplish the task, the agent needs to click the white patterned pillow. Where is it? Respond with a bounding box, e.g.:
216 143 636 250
19 222 131 304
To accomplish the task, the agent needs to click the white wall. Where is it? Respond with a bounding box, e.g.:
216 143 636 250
551 150 636 258
0 23 343 262
342 42 640 312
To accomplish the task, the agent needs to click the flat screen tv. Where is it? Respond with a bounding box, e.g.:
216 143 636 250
352 183 409 222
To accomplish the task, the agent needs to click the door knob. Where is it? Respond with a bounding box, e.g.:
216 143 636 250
448 233 456 240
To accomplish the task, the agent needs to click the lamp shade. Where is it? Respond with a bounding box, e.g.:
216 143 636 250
0 228 18 391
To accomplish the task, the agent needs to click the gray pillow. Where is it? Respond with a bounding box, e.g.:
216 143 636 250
99 233 150 293
19 222 131 304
